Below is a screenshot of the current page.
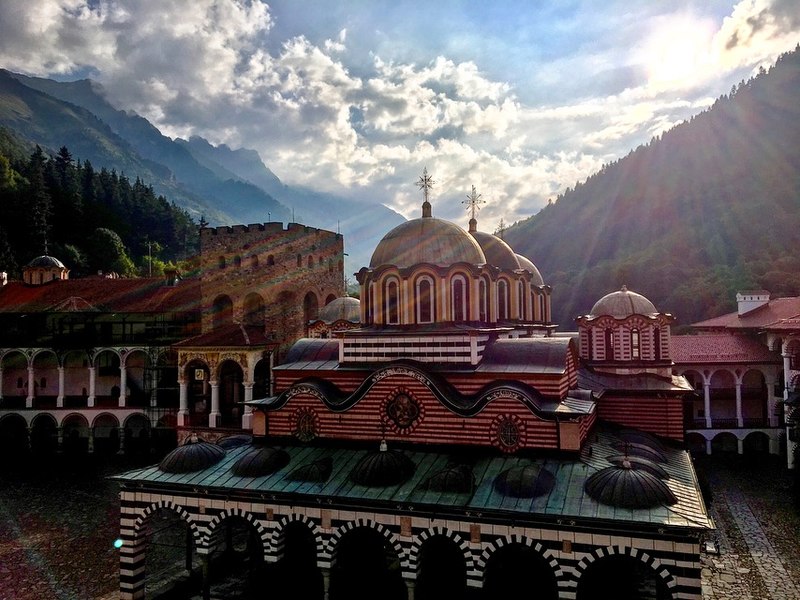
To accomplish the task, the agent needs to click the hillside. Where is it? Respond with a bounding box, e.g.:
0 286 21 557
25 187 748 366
504 46 800 329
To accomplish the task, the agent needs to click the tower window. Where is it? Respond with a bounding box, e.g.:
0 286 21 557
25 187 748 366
631 329 640 359
386 279 400 324
416 277 435 324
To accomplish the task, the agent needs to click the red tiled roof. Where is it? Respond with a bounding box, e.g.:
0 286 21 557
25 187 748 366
173 323 276 348
0 277 201 313
672 333 779 364
692 297 800 330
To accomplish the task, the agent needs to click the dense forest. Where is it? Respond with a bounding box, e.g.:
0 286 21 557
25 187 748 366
505 45 800 329
0 127 197 279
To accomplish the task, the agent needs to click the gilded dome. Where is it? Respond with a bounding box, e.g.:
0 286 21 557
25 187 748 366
515 253 544 286
370 216 486 269
469 230 520 270
590 286 657 318
318 296 360 323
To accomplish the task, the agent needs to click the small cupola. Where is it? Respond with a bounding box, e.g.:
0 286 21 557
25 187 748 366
23 255 69 285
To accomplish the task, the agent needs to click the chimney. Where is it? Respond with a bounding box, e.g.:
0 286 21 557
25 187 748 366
737 290 770 316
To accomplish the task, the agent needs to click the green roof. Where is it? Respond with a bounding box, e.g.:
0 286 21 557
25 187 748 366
113 428 712 532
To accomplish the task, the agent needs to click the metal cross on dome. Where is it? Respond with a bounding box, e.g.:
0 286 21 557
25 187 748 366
416 167 434 203
463 185 485 220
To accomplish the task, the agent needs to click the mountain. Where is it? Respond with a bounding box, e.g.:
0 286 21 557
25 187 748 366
504 46 800 329
6 71 289 225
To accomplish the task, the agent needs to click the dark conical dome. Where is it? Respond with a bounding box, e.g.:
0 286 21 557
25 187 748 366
350 444 416 487
370 216 486 268
159 437 226 473
422 464 475 494
493 464 556 498
288 456 334 483
231 446 290 477
585 463 677 509
590 286 657 318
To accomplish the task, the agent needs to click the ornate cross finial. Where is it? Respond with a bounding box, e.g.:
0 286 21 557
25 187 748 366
463 185 485 221
416 167 434 204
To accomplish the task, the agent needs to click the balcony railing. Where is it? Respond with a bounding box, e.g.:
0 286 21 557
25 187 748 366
687 417 774 430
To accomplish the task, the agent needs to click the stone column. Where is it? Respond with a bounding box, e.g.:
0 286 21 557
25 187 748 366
705 438 712 455
209 381 220 428
178 380 189 427
242 383 254 429
26 365 35 408
320 567 331 600
766 374 778 427
783 352 792 401
200 554 211 600
118 364 127 407
735 381 743 427
57 366 65 407
405 578 416 600
88 366 96 407
703 382 712 428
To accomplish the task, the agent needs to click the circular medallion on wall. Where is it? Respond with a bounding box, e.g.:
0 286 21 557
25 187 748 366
381 388 424 435
490 414 526 453
291 407 320 442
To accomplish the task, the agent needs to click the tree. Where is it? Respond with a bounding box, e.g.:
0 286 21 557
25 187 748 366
86 228 136 277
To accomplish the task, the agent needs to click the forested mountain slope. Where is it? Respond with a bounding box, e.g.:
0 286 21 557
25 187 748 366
505 46 800 329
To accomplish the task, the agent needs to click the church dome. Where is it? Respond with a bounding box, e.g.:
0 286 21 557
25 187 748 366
585 462 677 509
515 253 544 286
493 464 556 498
350 443 416 487
590 286 657 318
26 255 66 269
231 446 290 477
469 230 520 270
159 437 226 473
370 216 486 269
318 296 360 323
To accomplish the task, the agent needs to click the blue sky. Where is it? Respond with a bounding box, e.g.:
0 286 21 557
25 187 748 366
0 0 797 231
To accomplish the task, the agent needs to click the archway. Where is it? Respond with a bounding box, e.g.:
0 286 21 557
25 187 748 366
125 350 149 407
304 291 319 323
93 413 121 455
686 432 707 455
711 432 738 454
94 350 121 408
417 535 467 600
30 413 58 455
576 554 671 600
1 351 28 408
185 360 211 427
31 350 59 407
0 414 29 456
62 413 90 455
741 370 768 427
141 508 200 598
212 295 234 330
253 358 270 400
244 292 266 327
262 521 323 600
681 369 705 428
63 350 89 407
329 527 406 600
709 370 736 427
206 515 265 598
218 360 244 428
743 431 770 456
124 413 152 457
483 543 557 599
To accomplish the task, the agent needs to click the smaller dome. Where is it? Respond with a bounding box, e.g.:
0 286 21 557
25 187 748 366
288 456 334 483
494 464 556 498
350 444 416 487
218 434 253 449
421 464 475 494
231 446 290 477
590 286 658 318
26 255 66 269
159 437 226 473
610 441 667 463
618 429 665 451
606 455 670 479
470 230 520 270
515 254 544 286
318 297 360 323
585 463 677 509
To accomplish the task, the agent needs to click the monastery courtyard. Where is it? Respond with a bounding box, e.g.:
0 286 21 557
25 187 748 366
0 453 797 600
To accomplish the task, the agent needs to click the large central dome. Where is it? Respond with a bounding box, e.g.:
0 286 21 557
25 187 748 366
370 215 486 269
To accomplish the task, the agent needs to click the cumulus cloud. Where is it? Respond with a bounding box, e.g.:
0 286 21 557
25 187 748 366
0 0 798 229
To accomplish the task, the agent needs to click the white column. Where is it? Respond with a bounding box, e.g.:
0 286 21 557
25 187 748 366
57 366 65 407
26 365 35 408
118 365 127 407
737 437 744 455
242 383 254 429
178 380 189 427
705 438 712 455
766 374 778 427
703 382 712 428
209 381 220 428
783 352 792 401
87 366 96 407
735 381 743 427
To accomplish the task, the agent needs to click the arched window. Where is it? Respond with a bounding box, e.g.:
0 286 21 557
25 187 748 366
605 328 615 361
250 255 259 268
451 275 468 323
653 326 662 359
631 328 641 359
212 295 233 330
416 276 435 324
244 293 265 326
218 256 226 270
479 278 488 322
296 254 302 268
233 255 242 268
539 295 545 322
385 278 400 324
267 254 275 266
585 329 593 359
308 256 314 268
518 281 525 319
498 280 509 321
